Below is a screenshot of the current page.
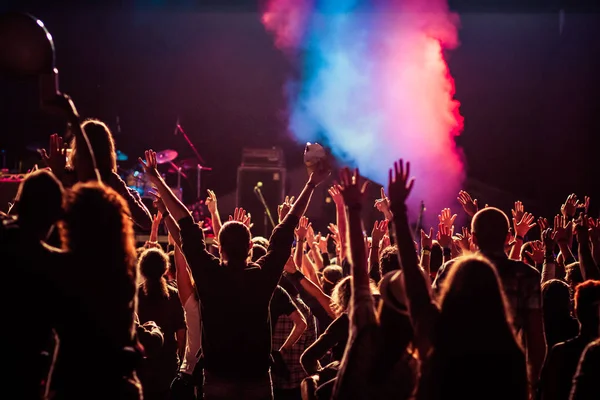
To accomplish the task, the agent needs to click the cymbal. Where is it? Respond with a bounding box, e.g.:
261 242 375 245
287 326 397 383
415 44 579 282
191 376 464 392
176 157 198 170
155 149 178 164
116 150 128 161
176 158 212 171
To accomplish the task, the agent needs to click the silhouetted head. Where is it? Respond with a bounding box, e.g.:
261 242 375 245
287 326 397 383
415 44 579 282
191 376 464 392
331 276 352 317
471 208 510 254
379 245 401 277
251 244 267 262
566 262 584 289
322 265 343 296
377 270 414 372
139 248 170 298
542 279 573 322
252 236 269 249
60 182 137 299
14 169 63 237
218 221 252 265
574 280 600 333
70 119 117 181
437 255 520 353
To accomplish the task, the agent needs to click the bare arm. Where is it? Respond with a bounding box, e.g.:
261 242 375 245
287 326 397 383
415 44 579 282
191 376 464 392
153 195 182 248
575 217 600 281
205 189 222 239
176 328 187 362
283 260 335 319
174 245 195 305
329 185 348 260
332 168 376 400
279 310 307 351
141 150 191 222
389 160 437 356
419 228 433 276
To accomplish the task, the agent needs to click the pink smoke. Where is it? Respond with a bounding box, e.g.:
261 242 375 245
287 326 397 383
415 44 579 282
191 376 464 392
262 0 465 225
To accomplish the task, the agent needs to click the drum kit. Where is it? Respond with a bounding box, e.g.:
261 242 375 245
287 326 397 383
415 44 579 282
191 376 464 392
121 149 179 198
120 148 211 204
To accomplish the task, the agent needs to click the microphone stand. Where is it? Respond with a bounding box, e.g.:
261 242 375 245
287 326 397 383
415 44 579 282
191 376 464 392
175 120 211 200
254 186 276 236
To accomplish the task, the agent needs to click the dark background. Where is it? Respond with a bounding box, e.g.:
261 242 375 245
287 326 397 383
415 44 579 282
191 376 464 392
1 0 599 229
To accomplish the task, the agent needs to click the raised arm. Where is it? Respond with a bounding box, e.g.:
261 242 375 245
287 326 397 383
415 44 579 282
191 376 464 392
419 227 434 276
257 170 330 286
329 185 348 258
108 172 153 230
152 195 182 248
575 215 600 281
283 258 335 319
141 151 216 276
205 189 222 238
389 160 437 355
510 207 536 261
332 168 376 400
174 245 195 306
541 228 558 283
554 215 576 265
140 150 191 222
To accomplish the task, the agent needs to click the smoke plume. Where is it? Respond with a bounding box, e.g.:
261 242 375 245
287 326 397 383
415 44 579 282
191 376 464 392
262 0 464 220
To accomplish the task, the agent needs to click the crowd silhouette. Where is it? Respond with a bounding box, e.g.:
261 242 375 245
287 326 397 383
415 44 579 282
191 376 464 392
1 94 599 400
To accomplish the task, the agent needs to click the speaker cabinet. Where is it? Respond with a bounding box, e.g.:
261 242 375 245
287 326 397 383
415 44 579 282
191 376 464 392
236 166 286 238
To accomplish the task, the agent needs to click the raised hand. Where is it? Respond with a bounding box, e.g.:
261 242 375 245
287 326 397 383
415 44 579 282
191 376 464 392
306 223 316 248
438 208 457 229
149 212 163 243
436 223 454 249
139 150 161 181
328 185 344 207
514 212 536 239
374 187 392 220
205 189 218 214
381 234 391 250
574 213 590 241
229 207 252 227
457 190 479 217
295 216 311 240
541 228 557 250
537 217 549 233
150 191 167 214
420 227 434 250
525 240 544 265
40 133 67 174
589 218 600 244
561 194 582 219
553 214 573 244
338 167 369 208
328 223 339 238
455 226 472 252
314 233 330 254
277 196 295 223
387 159 414 213
372 220 389 248
511 201 525 225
